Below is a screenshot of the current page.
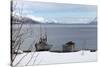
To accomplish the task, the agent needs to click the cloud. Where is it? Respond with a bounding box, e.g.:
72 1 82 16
13 0 97 13
12 0 97 24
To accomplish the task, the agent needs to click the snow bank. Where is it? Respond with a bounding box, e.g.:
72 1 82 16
13 50 97 67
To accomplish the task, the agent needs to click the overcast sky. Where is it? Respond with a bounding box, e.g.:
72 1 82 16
13 0 97 23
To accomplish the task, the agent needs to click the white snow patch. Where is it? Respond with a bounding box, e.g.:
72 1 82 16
26 15 46 23
13 50 97 67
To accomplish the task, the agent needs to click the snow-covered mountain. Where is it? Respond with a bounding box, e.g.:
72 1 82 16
12 14 97 25
89 17 97 25
11 15 40 24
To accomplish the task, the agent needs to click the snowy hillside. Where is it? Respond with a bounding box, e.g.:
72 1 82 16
11 15 40 24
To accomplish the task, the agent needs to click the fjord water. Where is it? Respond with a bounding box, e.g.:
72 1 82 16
13 24 97 51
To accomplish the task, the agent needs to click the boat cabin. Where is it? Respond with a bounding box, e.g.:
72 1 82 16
35 37 49 51
63 41 75 52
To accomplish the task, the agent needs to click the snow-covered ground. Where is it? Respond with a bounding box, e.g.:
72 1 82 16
13 50 97 67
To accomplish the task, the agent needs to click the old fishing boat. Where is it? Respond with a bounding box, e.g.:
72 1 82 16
35 24 49 51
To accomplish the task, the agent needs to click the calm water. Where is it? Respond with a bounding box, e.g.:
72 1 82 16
12 24 97 51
